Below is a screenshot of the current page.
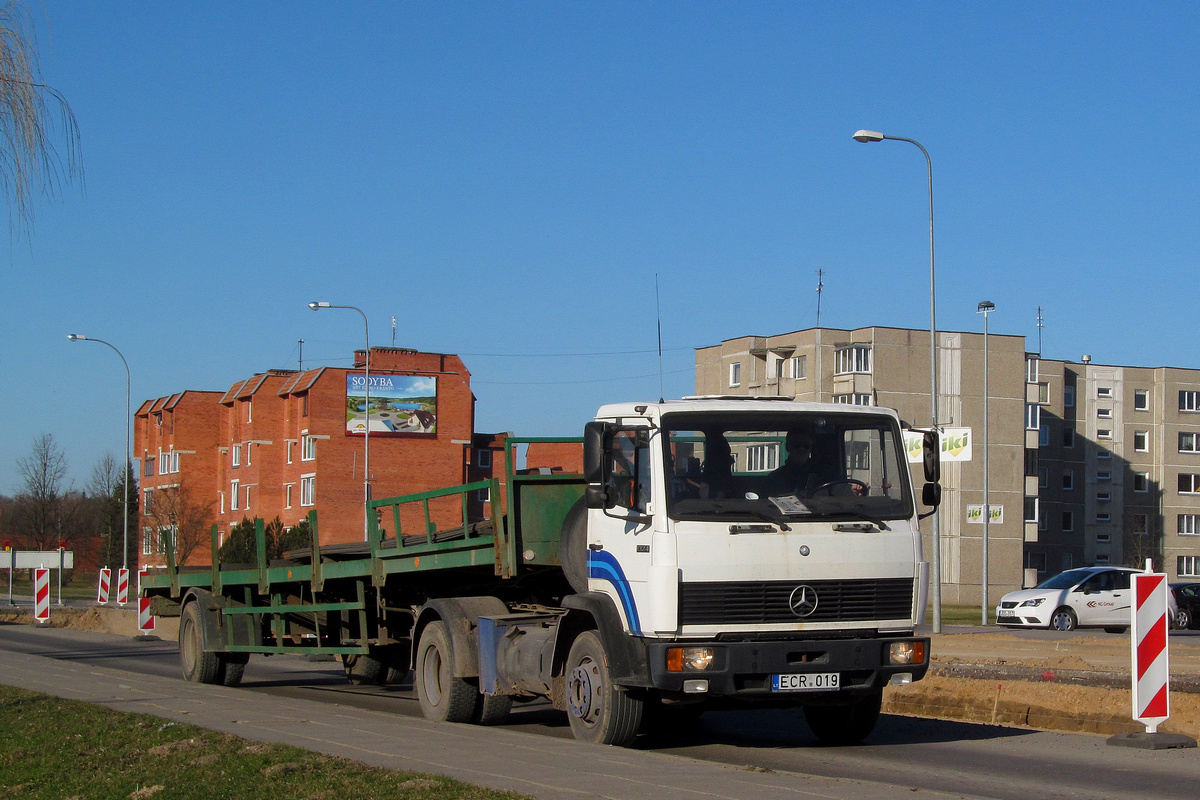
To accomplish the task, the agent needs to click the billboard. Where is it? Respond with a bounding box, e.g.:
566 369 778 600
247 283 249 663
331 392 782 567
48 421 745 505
346 374 437 436
904 427 973 463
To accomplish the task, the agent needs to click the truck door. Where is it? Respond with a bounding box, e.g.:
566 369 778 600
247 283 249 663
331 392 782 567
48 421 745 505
587 427 654 635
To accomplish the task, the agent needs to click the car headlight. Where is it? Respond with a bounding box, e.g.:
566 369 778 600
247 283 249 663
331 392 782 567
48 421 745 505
1019 598 1045 608
666 647 715 671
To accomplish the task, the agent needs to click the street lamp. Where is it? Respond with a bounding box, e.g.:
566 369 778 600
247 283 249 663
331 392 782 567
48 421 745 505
67 334 131 570
852 129 943 631
308 302 371 541
977 300 995 625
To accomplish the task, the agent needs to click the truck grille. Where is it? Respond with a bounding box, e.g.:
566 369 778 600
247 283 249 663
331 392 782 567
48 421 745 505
679 578 913 626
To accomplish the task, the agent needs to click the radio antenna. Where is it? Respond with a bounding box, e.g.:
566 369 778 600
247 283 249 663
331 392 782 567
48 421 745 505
816 268 824 327
656 273 665 403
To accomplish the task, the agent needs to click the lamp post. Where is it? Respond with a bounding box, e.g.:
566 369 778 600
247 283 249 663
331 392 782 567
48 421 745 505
308 302 371 541
67 334 131 570
977 300 995 625
852 129 942 631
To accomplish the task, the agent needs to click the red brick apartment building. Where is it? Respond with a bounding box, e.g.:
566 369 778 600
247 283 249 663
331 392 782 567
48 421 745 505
135 348 507 568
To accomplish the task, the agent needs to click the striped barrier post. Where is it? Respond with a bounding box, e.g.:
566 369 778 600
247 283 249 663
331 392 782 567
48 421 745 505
97 568 111 604
33 568 50 622
116 567 129 606
1132 572 1169 733
136 568 155 635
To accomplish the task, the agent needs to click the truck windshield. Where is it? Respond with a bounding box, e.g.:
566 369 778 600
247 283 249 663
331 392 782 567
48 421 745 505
662 411 912 524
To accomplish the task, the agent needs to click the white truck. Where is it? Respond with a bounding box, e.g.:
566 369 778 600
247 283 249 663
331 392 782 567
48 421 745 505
145 397 939 746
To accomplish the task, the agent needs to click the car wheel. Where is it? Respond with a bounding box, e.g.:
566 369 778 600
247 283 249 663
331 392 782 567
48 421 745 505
1049 608 1077 632
1179 608 1193 630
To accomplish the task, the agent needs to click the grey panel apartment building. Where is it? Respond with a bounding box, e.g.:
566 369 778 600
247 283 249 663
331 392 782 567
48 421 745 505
695 327 1200 606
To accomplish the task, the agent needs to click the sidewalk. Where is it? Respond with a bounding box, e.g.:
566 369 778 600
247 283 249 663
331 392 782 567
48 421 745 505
0 643 961 800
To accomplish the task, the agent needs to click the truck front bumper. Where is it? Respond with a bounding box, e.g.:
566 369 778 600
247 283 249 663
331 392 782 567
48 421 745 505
643 635 930 698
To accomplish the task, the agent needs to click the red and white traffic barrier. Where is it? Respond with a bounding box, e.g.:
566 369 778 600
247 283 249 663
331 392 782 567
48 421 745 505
33 568 50 622
137 596 156 635
1132 571 1170 733
97 568 111 604
116 567 129 606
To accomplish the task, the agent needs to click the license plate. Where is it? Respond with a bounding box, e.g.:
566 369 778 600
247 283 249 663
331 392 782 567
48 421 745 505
772 672 839 691
997 611 1015 619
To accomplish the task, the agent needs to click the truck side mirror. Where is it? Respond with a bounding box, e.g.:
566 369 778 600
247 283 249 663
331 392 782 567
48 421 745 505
585 483 610 510
922 482 941 508
583 421 611 484
922 431 940 483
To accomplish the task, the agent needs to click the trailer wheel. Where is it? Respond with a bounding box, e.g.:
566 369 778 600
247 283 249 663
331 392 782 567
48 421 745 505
415 621 476 723
341 653 386 685
472 690 513 725
565 630 643 746
217 653 249 687
179 603 221 684
803 690 882 745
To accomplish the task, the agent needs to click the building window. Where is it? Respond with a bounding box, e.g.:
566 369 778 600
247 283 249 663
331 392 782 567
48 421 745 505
232 444 241 468
1038 466 1049 489
787 356 807 380
1096 407 1112 419
1062 511 1074 532
230 480 240 510
1038 509 1048 532
1096 528 1111 541
244 443 252 466
301 393 309 417
1026 357 1039 383
1063 428 1075 448
1024 449 1039 477
143 457 155 477
1064 384 1076 408
1130 514 1148 535
1097 428 1112 440
729 362 741 387
1096 447 1111 459
287 441 294 464
1135 390 1148 411
1180 432 1200 453
157 526 174 555
1097 386 1113 399
746 443 779 472
476 487 491 502
1063 470 1074 490
1039 424 1050 447
1179 514 1200 535
301 474 316 506
1180 556 1200 577
302 434 316 461
1134 431 1149 452
833 393 872 405
285 483 293 509
1027 551 1047 574
1181 391 1200 412
142 528 153 556
1096 491 1111 502
1097 470 1112 482
1095 553 1111 565
1134 472 1149 492
477 449 493 469
1024 497 1038 523
1025 403 1040 431
834 345 872 375
245 400 253 423
1096 512 1111 524
1179 474 1200 495
1038 383 1050 404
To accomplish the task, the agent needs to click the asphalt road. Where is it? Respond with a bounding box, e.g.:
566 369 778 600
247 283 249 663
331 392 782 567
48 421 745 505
2 622 1198 800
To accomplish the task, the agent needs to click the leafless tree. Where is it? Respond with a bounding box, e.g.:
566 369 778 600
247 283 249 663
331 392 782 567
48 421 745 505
0 1 83 233
12 432 75 550
146 478 216 566
85 452 138 567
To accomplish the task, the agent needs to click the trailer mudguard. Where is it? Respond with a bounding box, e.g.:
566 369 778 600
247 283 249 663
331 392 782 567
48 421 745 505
180 588 225 652
560 592 652 687
416 596 509 678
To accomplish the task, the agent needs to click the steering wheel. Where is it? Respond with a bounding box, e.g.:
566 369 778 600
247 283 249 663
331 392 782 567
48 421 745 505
810 478 869 497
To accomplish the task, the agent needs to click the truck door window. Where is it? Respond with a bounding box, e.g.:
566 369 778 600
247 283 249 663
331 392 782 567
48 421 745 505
609 428 651 513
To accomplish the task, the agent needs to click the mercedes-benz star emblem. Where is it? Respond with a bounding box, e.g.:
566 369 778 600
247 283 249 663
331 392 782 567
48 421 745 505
788 585 819 618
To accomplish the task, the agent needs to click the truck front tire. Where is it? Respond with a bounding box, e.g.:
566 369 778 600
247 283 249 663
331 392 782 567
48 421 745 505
565 630 643 746
803 690 882 745
415 621 477 723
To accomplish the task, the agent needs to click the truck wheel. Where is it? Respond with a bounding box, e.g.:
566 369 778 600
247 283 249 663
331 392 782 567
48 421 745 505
341 653 386 685
472 690 513 725
415 621 477 723
803 690 882 745
217 653 249 687
179 603 220 684
565 630 643 746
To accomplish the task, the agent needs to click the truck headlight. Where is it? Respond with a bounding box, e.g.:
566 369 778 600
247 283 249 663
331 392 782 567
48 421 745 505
888 640 926 666
666 647 715 672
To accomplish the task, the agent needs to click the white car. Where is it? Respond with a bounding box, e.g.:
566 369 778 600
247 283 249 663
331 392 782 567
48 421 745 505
995 566 1179 633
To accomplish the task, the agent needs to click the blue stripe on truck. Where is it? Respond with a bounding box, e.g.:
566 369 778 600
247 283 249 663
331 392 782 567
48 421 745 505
587 550 641 634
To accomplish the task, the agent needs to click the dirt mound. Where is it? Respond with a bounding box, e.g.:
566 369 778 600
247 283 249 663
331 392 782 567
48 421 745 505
1 606 179 639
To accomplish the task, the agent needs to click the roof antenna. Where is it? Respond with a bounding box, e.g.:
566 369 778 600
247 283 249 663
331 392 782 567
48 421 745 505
298 339 304 371
391 316 397 346
816 268 824 327
1036 306 1044 355
656 273 665 403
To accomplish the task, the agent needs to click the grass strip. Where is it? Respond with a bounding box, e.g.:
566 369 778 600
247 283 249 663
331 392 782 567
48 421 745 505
0 684 533 800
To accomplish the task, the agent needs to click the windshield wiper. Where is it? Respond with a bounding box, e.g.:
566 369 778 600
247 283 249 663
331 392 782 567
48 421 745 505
709 504 791 530
820 511 891 531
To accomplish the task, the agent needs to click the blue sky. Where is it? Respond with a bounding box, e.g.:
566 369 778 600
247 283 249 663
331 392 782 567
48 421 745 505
3 2 1198 494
